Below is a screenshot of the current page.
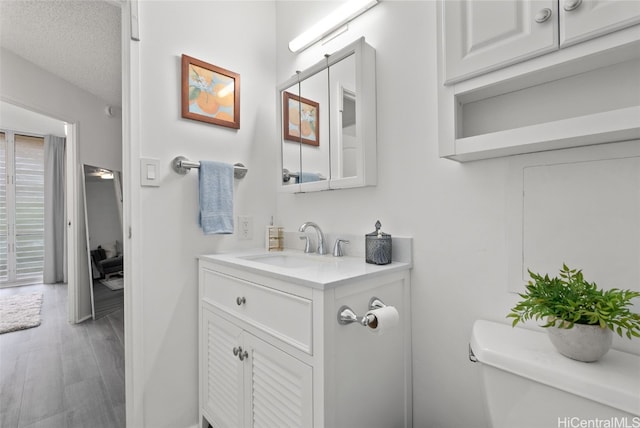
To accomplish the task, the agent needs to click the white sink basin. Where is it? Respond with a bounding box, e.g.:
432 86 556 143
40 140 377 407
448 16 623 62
240 253 335 269
200 247 411 289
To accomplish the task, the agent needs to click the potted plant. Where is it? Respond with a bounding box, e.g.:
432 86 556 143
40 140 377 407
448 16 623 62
507 264 640 362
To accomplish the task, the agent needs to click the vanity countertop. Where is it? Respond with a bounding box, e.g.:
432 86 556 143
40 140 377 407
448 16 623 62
199 249 412 290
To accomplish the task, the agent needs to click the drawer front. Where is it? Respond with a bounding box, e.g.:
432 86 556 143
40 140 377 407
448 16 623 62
202 269 312 354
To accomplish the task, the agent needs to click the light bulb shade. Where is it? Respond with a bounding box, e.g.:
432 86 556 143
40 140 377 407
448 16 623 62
288 0 378 53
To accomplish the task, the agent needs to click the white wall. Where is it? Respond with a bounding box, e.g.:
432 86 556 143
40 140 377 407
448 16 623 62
0 48 122 171
134 2 277 426
275 2 640 428
0 102 66 136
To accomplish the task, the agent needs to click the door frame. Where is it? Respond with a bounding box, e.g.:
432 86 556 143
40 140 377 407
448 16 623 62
65 122 81 323
120 1 143 426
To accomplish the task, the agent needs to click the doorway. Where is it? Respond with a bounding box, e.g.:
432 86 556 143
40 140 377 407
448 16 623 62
0 0 134 423
0 102 87 323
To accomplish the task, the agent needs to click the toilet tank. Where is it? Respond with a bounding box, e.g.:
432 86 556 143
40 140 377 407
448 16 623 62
470 320 640 428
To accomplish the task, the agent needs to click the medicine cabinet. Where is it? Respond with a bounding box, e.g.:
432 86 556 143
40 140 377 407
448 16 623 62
278 37 377 193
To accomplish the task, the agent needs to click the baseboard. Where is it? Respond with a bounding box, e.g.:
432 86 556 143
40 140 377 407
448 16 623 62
76 314 92 323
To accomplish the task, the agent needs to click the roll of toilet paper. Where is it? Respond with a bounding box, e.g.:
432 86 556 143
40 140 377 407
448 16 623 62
364 306 399 334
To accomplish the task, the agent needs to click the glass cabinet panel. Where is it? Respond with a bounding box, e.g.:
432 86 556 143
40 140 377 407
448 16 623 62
278 38 376 193
281 81 301 192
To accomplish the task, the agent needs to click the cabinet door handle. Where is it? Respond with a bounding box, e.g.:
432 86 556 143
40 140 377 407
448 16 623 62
238 349 249 361
564 0 582 12
535 8 552 23
236 296 246 306
232 346 249 361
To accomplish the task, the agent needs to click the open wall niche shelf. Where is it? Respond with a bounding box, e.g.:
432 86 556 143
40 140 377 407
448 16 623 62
438 11 640 162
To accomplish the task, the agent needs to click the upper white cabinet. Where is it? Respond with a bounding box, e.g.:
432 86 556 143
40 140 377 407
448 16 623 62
443 0 559 84
561 0 640 48
443 0 640 84
438 0 640 162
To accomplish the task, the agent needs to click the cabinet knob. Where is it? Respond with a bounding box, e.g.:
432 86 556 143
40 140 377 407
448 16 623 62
535 8 552 23
232 346 249 361
238 349 249 361
236 296 246 306
564 0 582 12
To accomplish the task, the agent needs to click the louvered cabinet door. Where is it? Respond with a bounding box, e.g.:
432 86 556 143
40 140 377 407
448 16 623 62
202 310 244 428
244 334 313 428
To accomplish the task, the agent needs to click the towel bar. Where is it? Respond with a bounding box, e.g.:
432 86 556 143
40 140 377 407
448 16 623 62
172 156 247 179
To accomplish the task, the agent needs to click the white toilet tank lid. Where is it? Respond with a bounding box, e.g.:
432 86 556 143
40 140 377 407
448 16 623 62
470 320 640 416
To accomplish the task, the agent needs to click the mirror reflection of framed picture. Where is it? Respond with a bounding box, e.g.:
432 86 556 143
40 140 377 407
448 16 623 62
283 91 319 146
181 54 240 129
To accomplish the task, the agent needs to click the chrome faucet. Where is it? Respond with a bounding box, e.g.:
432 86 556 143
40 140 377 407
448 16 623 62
333 239 350 257
298 222 326 255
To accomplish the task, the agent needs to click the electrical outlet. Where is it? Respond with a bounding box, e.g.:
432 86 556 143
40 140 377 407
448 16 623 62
238 216 252 240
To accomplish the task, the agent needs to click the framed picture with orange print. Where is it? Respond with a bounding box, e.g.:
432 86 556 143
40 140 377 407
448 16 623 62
181 55 240 129
283 92 319 146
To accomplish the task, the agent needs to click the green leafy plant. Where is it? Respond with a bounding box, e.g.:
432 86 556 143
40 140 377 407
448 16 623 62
507 264 640 339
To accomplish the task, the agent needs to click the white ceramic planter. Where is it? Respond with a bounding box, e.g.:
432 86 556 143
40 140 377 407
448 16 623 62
547 322 613 362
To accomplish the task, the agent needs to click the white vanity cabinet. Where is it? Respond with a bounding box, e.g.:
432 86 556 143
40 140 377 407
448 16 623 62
198 253 412 428
438 0 640 162
201 308 313 427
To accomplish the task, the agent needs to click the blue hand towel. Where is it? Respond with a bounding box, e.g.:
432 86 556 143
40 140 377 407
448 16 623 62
199 161 234 234
296 171 323 183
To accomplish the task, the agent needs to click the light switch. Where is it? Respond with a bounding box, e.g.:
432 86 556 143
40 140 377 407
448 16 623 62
140 158 160 187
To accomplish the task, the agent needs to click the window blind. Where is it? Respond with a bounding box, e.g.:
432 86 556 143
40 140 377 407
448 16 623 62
0 131 45 284
0 133 7 282
14 135 45 281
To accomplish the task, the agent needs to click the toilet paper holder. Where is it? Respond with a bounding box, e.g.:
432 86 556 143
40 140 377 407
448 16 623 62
337 297 386 326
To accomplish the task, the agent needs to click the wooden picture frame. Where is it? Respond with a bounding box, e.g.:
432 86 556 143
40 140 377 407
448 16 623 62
283 91 320 146
181 54 240 129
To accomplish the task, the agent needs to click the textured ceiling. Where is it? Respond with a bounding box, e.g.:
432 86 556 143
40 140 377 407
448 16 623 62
0 0 122 107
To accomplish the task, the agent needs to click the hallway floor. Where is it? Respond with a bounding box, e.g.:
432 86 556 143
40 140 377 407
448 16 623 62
0 283 125 428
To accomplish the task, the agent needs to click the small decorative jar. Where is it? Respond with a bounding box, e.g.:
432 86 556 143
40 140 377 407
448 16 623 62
365 220 392 265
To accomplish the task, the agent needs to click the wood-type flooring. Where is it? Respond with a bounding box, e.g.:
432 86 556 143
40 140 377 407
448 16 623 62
0 282 125 428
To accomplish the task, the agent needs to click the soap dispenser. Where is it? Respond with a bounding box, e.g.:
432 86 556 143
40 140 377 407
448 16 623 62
265 217 283 251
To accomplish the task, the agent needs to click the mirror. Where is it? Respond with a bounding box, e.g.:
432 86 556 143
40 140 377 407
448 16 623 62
82 164 124 320
281 69 330 192
278 37 376 192
281 80 302 189
330 53 358 182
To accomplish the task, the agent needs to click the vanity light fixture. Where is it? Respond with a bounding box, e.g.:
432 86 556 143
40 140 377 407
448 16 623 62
288 0 379 53
88 167 114 180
